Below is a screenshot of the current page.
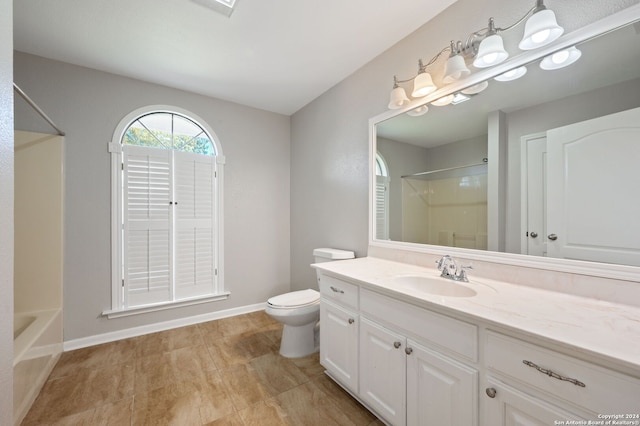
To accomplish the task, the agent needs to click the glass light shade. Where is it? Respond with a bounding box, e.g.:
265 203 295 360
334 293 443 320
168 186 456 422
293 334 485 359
431 94 455 106
443 55 471 84
461 81 489 95
473 34 509 68
519 9 564 50
407 105 429 116
411 72 437 97
494 66 528 82
388 86 410 109
540 46 582 70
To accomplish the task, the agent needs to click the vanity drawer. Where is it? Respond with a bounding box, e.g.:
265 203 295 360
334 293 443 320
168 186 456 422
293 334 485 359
485 331 640 414
360 288 478 361
319 274 358 310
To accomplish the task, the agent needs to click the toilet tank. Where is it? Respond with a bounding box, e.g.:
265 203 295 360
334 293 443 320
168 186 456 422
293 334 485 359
313 248 355 263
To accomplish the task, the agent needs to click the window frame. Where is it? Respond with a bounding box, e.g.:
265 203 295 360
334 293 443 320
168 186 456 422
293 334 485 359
375 152 390 240
105 106 227 318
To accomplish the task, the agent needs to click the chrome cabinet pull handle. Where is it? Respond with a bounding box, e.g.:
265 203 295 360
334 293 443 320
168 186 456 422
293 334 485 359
405 347 413 355
348 318 355 324
330 286 344 294
394 341 401 349
485 387 497 398
523 360 586 387
548 233 558 241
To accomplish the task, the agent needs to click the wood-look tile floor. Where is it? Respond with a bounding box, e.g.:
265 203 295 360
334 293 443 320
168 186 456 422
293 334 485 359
22 311 383 426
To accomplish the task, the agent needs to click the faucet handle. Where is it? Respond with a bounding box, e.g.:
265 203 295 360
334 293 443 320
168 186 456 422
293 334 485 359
455 265 473 282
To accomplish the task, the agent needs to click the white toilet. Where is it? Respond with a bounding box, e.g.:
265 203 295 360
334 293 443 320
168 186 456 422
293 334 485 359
266 248 355 358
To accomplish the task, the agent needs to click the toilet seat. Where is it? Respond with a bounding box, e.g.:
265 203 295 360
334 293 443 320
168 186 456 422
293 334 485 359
267 289 319 309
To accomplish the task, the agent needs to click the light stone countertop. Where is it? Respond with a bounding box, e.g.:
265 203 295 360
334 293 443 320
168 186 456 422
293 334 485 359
312 256 640 373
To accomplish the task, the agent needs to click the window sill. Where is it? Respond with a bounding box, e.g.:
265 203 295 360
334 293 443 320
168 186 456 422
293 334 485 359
102 292 231 319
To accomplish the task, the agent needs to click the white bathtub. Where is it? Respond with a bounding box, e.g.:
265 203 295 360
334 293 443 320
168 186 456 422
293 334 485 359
13 309 63 426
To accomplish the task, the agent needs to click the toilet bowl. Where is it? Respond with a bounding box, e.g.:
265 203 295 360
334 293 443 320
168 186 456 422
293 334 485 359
266 289 320 358
266 247 355 358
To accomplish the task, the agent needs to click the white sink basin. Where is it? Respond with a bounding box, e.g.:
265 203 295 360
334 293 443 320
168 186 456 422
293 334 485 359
391 275 477 298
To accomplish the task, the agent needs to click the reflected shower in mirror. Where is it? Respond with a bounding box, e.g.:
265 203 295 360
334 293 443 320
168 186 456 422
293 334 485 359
372 16 640 267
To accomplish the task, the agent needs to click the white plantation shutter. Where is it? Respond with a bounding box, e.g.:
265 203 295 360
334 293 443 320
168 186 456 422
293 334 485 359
376 175 389 240
110 108 226 315
174 151 217 299
123 145 173 307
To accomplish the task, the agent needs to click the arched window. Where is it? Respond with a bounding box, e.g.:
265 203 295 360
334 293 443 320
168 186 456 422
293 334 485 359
107 107 227 316
375 153 390 240
123 111 216 155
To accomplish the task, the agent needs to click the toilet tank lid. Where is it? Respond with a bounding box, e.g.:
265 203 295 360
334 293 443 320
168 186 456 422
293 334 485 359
268 289 320 307
313 248 355 260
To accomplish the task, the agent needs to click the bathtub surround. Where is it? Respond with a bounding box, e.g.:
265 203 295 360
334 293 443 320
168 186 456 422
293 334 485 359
12 130 64 424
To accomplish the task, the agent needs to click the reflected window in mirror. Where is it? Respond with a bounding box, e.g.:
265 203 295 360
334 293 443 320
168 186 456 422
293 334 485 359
375 153 390 240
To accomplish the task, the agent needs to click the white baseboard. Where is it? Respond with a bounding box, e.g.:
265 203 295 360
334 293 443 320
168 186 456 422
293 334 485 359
63 302 266 351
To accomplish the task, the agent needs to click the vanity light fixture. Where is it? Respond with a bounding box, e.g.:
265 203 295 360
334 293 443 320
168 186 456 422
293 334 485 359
388 0 568 115
540 46 582 70
407 105 429 116
388 76 410 109
519 0 564 50
494 66 528 81
411 60 438 97
461 81 489 95
431 94 455 106
443 41 471 84
473 19 509 68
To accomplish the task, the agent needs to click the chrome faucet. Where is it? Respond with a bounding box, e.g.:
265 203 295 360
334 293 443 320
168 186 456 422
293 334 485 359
436 255 472 282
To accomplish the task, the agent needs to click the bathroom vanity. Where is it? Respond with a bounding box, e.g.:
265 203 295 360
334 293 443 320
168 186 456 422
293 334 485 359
313 257 640 426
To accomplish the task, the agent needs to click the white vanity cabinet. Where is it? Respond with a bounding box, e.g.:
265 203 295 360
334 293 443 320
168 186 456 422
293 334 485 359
359 317 407 425
483 377 585 425
359 287 479 426
482 331 640 425
318 271 480 426
318 274 359 393
314 258 640 426
359 317 479 426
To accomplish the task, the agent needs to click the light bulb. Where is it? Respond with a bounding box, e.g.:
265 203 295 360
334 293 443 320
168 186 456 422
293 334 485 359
551 50 569 64
531 29 551 44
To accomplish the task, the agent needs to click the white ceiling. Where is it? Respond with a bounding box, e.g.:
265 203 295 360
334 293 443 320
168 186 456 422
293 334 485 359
13 0 458 115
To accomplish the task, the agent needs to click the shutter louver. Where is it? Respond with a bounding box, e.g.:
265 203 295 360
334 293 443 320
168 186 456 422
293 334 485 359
376 175 389 240
174 152 217 299
123 146 172 307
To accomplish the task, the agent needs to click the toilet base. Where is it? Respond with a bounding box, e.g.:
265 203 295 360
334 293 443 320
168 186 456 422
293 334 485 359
279 321 319 358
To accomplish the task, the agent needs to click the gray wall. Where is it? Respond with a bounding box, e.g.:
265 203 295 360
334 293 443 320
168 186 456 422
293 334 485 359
289 0 638 290
14 53 291 341
1 0 14 421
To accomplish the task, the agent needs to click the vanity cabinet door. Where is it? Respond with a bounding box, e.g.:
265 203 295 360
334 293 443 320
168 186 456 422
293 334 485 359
359 317 406 426
320 299 359 392
407 340 478 426
483 377 584 426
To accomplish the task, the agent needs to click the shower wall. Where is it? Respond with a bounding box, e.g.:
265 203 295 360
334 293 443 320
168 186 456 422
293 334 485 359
402 173 488 250
13 130 63 425
14 131 63 313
